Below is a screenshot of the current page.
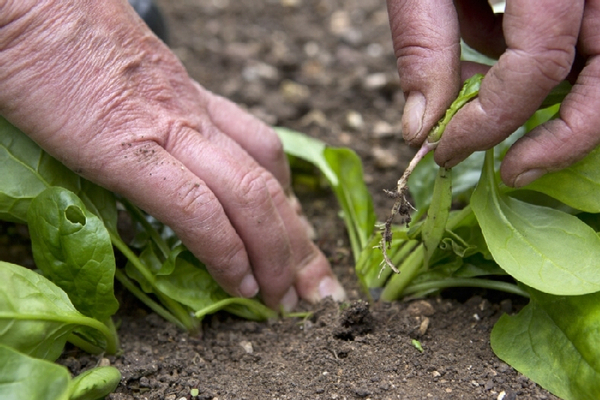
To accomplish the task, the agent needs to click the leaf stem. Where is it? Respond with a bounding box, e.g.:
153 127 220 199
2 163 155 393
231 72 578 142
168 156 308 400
380 245 425 301
110 233 199 332
0 312 118 353
119 198 170 258
113 269 187 331
403 278 530 298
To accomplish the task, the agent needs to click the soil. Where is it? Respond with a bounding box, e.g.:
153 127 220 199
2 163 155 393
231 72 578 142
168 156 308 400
3 1 560 399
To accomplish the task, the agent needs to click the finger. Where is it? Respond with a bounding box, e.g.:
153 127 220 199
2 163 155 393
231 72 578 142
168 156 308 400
191 90 344 305
206 92 291 189
500 0 600 187
96 140 260 299
455 0 506 59
435 0 583 168
164 127 299 308
386 0 461 145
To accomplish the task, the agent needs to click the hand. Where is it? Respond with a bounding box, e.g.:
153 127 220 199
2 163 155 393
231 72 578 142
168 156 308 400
387 0 600 187
0 0 345 310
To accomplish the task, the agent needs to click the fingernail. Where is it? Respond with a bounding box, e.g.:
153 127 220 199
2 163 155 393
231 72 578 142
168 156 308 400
513 168 546 188
403 91 426 141
319 276 346 301
280 287 298 312
239 274 259 298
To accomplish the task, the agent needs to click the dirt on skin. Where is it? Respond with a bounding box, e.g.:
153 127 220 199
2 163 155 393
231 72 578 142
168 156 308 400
3 0 560 399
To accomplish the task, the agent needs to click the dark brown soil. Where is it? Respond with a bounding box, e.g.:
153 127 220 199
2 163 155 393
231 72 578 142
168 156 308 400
7 1 560 399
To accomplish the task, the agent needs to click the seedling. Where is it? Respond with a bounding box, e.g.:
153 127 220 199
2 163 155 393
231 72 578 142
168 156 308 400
379 74 483 273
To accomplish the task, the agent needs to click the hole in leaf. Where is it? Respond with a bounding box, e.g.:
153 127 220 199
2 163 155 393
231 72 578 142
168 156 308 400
65 205 86 226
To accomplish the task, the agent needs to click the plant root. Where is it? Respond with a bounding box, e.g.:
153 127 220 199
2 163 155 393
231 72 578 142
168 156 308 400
378 141 436 274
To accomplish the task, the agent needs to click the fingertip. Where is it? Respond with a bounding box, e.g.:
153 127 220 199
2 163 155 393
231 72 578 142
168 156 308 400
318 276 346 302
238 273 260 298
295 251 346 303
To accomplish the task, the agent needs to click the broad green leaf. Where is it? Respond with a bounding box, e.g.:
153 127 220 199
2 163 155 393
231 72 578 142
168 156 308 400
0 344 71 400
472 150 600 295
0 117 118 231
69 366 121 400
491 289 600 400
27 187 119 321
276 127 376 259
0 117 80 222
421 167 452 266
0 262 86 360
525 146 600 213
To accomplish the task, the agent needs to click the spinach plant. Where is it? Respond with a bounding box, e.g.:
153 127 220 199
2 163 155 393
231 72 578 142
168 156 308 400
277 76 600 399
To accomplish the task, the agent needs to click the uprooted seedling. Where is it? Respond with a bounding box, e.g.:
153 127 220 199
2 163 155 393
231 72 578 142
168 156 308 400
379 74 483 273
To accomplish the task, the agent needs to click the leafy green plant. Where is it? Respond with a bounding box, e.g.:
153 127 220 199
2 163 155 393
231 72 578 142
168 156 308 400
277 76 600 398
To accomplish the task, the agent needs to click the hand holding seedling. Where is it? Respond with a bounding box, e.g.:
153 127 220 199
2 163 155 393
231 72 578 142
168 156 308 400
0 0 344 310
387 0 600 187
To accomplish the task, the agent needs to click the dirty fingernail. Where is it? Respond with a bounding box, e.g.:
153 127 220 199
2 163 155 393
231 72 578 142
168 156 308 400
513 168 546 188
319 276 346 301
280 287 298 312
403 91 426 142
239 274 259 298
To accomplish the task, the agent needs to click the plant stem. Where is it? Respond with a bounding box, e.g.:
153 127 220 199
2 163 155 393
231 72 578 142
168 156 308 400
110 232 199 332
119 198 170 258
380 245 425 301
114 269 187 331
0 312 118 353
194 298 276 320
403 278 530 298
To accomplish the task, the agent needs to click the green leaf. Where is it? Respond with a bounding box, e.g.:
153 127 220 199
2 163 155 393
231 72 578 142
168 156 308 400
472 149 600 295
0 117 80 223
0 262 98 360
421 168 452 266
428 74 483 143
27 187 119 321
324 147 376 259
524 146 600 213
276 127 376 259
491 289 600 400
69 366 121 400
155 247 274 321
0 117 118 232
0 344 71 400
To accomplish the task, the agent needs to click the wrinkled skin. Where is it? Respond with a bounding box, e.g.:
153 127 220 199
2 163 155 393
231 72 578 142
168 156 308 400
387 0 600 187
0 0 345 310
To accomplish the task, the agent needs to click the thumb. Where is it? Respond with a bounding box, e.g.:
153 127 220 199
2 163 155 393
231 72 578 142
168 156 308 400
387 0 462 145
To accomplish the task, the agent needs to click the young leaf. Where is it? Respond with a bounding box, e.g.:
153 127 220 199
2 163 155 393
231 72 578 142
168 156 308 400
69 366 121 400
154 247 274 320
0 344 71 400
27 187 119 322
324 147 376 259
491 289 600 400
421 167 452 267
0 262 111 360
472 149 600 295
276 127 376 259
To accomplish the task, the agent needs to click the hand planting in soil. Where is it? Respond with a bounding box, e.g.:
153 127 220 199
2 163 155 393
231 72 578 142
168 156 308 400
0 0 344 311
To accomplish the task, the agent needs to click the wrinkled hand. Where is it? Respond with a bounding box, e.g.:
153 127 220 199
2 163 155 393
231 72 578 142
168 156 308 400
0 0 345 310
387 0 600 187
